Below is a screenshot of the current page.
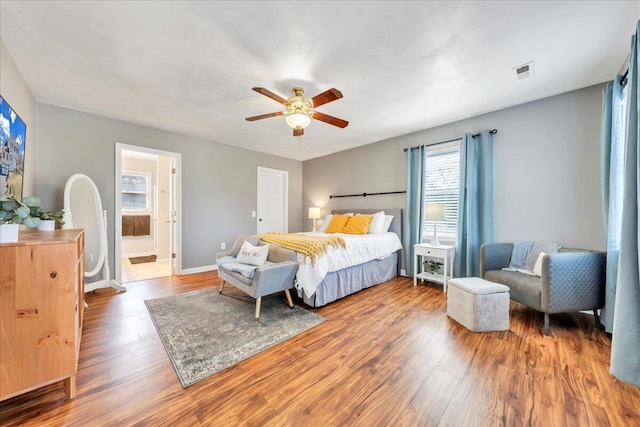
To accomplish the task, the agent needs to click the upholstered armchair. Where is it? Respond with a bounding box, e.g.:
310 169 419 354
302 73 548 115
216 245 299 321
480 243 606 335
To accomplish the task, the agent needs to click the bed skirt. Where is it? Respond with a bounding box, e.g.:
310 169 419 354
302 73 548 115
297 252 398 307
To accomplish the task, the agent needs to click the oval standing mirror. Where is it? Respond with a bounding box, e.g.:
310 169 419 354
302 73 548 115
63 174 126 293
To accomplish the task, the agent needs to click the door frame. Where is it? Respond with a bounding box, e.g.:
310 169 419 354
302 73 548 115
257 166 288 233
115 143 182 283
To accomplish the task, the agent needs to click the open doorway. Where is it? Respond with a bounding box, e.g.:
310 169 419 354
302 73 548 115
115 144 181 284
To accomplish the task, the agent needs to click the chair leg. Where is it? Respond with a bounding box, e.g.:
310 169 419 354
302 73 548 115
544 313 550 336
219 280 226 294
593 309 602 331
255 297 261 321
284 289 294 308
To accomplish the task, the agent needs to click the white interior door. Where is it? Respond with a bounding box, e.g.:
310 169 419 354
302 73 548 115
257 167 288 234
156 155 172 264
170 157 177 272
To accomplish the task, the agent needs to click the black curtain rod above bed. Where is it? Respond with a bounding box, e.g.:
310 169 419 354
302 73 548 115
403 129 498 152
329 191 406 199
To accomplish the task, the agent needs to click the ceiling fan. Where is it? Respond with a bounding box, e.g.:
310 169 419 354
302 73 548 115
246 86 349 137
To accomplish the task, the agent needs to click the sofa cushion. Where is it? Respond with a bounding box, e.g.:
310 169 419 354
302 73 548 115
509 241 533 269
267 245 297 263
219 266 254 286
524 242 559 271
484 270 542 311
230 234 261 257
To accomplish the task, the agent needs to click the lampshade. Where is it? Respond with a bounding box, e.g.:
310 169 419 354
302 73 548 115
425 203 446 221
308 207 322 219
286 112 312 129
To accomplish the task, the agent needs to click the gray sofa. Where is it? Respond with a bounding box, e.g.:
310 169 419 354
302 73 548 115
480 243 606 335
216 245 299 321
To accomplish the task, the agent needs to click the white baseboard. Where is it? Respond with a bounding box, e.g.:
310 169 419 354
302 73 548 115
179 264 218 275
400 269 406 276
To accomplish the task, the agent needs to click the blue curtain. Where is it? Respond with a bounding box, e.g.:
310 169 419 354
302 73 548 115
610 20 640 387
404 145 426 275
600 76 624 332
454 130 494 277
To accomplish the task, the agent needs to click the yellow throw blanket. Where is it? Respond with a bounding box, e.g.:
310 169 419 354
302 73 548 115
260 233 346 265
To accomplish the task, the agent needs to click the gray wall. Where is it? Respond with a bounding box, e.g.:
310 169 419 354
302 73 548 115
303 83 606 251
36 104 303 273
1 39 36 197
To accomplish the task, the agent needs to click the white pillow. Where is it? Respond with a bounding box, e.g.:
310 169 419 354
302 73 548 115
236 241 269 266
367 211 386 234
382 215 394 232
533 252 546 277
318 214 334 232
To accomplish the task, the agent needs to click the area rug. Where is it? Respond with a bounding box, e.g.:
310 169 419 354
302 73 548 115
130 254 157 264
144 287 325 387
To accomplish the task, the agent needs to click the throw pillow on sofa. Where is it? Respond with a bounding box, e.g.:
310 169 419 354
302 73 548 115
236 241 269 266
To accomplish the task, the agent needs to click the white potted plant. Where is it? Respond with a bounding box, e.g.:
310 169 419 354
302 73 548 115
35 207 65 231
0 194 63 242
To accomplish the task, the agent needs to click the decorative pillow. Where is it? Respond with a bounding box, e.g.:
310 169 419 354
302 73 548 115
318 214 334 232
325 214 351 233
367 211 386 234
343 215 373 234
533 251 546 277
230 234 261 258
382 215 394 232
236 241 269 266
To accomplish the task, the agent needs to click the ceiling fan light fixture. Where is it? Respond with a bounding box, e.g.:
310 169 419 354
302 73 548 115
285 111 312 129
246 86 347 136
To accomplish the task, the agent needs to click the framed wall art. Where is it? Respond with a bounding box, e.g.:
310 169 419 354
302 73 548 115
0 95 26 201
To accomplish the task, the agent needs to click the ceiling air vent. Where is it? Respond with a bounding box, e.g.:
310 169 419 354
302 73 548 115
513 61 534 80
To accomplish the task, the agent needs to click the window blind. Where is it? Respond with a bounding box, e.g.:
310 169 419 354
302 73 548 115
422 141 461 240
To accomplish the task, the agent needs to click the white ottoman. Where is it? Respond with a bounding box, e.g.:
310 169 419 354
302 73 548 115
447 277 510 332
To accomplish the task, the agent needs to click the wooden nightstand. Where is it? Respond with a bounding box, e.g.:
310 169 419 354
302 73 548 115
413 243 455 292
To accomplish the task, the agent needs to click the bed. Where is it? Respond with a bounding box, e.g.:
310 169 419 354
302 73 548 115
277 208 403 307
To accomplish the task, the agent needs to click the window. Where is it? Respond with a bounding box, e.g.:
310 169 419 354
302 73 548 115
422 140 461 242
121 171 151 211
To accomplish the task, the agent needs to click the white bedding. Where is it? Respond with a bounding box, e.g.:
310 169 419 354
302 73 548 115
294 231 403 298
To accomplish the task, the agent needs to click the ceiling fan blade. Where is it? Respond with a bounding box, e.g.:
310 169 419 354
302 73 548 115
312 112 349 128
252 87 288 105
293 128 304 137
245 111 284 121
310 88 343 108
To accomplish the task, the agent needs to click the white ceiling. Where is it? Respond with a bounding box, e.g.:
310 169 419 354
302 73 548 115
1 1 637 161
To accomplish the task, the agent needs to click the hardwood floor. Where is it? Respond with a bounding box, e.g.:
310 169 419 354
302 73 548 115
1 273 638 426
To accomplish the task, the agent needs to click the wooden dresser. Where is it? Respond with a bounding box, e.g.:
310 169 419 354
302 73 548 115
0 229 85 401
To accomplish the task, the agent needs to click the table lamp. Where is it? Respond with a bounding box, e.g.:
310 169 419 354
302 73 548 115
309 207 322 232
425 203 446 246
